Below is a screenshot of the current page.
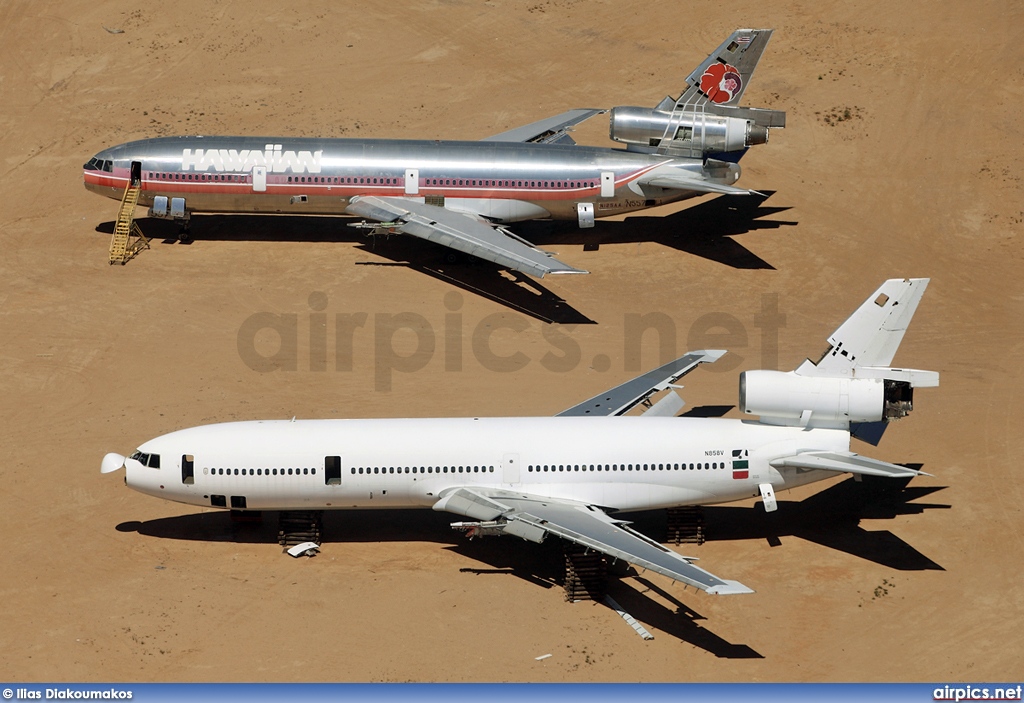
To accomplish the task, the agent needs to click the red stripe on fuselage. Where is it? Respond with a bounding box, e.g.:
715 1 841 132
84 160 668 209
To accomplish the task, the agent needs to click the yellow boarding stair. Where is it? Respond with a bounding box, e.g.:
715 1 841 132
108 182 150 265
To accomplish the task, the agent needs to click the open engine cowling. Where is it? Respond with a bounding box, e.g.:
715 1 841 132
609 106 768 153
739 370 916 424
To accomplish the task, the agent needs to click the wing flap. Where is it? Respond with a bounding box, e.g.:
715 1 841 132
435 488 752 595
346 195 586 278
558 350 725 417
770 451 932 478
482 109 605 144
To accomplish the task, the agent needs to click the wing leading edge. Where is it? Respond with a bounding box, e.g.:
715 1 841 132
435 487 752 595
558 350 726 417
482 109 606 145
346 195 585 278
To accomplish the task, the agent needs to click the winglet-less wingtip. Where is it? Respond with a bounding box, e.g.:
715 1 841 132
706 580 755 595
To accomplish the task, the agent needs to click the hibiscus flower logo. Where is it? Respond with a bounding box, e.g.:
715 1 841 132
699 63 742 104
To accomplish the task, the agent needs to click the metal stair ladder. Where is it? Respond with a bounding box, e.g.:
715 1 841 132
108 182 150 264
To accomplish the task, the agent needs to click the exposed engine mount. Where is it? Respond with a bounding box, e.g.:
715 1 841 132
739 370 917 424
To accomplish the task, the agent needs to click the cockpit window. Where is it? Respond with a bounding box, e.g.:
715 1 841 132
84 158 114 172
128 451 160 468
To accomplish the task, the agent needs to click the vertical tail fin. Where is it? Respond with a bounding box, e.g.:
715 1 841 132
673 29 775 109
796 278 933 377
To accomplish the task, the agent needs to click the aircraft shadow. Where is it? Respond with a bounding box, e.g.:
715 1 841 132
525 190 795 271
96 216 594 325
679 404 734 418
625 473 949 571
608 577 762 658
118 507 465 546
93 191 792 324
118 508 755 653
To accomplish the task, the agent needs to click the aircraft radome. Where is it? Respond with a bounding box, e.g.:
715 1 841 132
84 29 785 278
102 279 938 596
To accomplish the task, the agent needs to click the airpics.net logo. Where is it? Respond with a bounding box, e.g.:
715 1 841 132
236 291 787 392
934 685 1023 701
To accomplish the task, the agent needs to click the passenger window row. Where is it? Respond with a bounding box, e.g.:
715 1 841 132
148 172 246 182
207 467 316 476
527 462 726 472
137 173 601 189
350 466 495 475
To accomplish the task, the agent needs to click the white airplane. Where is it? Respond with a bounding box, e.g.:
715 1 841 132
84 29 785 277
102 279 938 595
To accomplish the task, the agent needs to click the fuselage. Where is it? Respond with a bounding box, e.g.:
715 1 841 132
124 416 848 513
83 136 714 223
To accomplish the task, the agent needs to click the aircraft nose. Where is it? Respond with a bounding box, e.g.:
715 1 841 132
101 452 126 473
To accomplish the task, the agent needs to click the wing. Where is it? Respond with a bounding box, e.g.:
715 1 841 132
481 109 605 145
346 195 586 278
435 487 752 595
558 350 725 417
770 451 933 479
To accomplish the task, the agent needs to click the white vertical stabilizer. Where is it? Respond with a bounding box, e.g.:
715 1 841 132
796 278 930 378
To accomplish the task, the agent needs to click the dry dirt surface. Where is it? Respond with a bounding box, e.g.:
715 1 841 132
1 0 1022 683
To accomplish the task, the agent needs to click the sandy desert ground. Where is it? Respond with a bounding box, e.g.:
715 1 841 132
0 0 1022 683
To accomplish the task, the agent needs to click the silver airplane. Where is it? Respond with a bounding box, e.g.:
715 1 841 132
84 29 785 277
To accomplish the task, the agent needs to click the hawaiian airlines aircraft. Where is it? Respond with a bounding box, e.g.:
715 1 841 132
102 279 937 595
83 29 785 277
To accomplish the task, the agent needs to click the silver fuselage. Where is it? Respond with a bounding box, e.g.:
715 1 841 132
84 136 712 223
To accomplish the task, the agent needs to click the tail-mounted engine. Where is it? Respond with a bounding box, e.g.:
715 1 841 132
739 368 936 426
609 104 785 157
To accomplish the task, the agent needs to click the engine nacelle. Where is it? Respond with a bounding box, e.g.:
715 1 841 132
739 370 918 424
609 106 768 154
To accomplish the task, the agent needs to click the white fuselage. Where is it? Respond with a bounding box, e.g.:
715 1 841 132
126 416 849 513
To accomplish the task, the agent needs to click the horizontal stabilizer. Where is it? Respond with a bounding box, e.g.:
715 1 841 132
770 451 931 478
640 174 760 196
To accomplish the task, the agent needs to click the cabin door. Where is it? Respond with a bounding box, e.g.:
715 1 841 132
577 202 595 228
502 453 520 486
252 165 267 192
404 168 419 195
